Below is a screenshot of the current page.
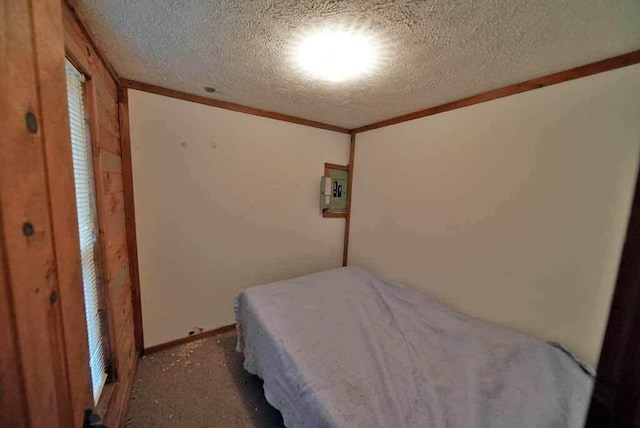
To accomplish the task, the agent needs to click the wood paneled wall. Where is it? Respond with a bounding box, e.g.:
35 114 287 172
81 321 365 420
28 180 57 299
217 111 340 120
2 0 93 426
1 0 138 424
63 2 137 426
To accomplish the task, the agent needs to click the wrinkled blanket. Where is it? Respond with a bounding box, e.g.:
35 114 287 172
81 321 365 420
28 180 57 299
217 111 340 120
235 266 592 427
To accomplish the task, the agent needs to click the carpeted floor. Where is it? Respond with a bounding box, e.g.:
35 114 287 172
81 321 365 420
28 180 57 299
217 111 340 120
126 330 285 427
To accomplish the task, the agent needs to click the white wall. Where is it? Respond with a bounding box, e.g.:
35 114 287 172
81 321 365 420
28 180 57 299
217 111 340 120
129 90 350 346
350 64 640 366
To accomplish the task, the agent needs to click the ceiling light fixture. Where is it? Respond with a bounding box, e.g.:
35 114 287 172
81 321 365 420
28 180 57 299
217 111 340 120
294 26 378 83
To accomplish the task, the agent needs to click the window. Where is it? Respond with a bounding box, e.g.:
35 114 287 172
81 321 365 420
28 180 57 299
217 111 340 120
65 59 109 403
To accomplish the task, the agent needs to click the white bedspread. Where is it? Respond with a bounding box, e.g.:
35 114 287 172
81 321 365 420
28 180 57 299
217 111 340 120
235 266 593 428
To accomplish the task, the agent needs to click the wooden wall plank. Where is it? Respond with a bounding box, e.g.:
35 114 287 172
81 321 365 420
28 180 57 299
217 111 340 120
105 234 129 286
118 86 145 354
104 192 127 235
105 227 128 259
98 94 120 126
98 93 120 137
113 283 134 338
110 259 131 291
108 277 132 347
104 191 125 214
105 213 126 242
94 59 119 101
32 0 95 425
104 172 125 194
0 0 76 425
0 235 29 428
102 149 123 174
100 125 122 155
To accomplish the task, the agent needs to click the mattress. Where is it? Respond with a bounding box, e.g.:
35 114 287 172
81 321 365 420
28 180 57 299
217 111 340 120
235 266 593 428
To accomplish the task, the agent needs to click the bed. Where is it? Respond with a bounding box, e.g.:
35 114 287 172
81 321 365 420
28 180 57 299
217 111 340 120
235 266 593 427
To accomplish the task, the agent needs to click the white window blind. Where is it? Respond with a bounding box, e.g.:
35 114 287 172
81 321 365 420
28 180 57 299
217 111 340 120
65 60 108 404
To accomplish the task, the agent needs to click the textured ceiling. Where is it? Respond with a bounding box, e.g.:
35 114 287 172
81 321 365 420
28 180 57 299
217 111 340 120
75 0 640 129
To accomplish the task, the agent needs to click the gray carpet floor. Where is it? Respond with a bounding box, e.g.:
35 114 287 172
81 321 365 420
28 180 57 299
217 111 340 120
126 330 285 427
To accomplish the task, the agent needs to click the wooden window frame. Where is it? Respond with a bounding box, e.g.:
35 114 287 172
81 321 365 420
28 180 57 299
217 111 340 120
64 52 119 411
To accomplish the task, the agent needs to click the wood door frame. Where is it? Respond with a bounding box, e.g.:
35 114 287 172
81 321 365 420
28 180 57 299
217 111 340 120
586 162 640 427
